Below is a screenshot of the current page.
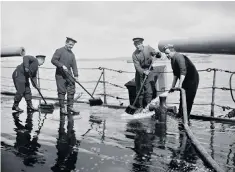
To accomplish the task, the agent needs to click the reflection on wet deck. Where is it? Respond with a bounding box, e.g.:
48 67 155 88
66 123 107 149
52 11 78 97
1 97 235 172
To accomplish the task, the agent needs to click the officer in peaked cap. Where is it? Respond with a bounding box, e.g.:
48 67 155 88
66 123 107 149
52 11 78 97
51 37 79 115
132 37 162 111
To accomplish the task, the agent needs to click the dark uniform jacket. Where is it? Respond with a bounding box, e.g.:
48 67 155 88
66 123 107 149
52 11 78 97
171 53 199 116
51 47 78 79
15 55 38 86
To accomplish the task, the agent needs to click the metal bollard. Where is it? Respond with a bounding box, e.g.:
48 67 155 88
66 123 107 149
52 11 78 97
159 95 167 108
158 94 167 123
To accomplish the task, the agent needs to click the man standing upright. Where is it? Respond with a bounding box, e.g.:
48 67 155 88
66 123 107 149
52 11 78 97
51 37 79 114
163 44 199 117
132 37 161 110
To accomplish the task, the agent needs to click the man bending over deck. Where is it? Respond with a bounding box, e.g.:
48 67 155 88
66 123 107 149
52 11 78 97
163 44 199 117
12 55 45 112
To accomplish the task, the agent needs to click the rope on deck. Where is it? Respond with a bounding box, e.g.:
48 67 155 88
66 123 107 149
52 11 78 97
175 88 225 172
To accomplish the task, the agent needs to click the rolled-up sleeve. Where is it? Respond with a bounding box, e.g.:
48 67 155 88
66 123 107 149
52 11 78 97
175 54 187 76
132 53 144 74
148 46 161 58
148 46 157 55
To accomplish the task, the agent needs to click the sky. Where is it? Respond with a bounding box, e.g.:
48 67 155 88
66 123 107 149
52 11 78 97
1 1 235 59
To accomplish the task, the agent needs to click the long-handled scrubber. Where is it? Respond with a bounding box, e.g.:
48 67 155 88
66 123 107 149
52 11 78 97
125 61 154 115
29 75 55 112
64 70 103 106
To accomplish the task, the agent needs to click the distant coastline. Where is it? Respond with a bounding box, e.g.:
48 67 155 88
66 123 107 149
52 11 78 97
78 57 131 61
77 53 235 61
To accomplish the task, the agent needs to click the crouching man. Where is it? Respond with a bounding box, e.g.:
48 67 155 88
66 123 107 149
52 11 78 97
12 55 45 112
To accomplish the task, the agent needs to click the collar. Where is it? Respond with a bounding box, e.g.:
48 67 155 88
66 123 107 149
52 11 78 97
64 46 72 52
135 46 145 54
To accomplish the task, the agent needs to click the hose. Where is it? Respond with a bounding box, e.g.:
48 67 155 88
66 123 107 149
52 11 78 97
229 72 235 103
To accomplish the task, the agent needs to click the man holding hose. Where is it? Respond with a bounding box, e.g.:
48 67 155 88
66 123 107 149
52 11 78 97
163 44 199 117
132 37 162 110
51 37 80 114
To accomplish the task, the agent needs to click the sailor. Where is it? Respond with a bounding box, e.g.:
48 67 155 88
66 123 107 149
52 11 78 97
132 37 162 110
163 44 199 117
51 37 80 114
12 55 45 112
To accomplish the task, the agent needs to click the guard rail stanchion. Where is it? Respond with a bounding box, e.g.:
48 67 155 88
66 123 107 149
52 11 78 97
102 68 107 104
211 69 217 117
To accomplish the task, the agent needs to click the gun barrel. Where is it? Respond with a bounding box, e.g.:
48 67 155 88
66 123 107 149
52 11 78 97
158 35 235 55
1 47 25 57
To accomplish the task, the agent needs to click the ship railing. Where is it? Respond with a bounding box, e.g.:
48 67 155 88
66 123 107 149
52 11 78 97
1 66 235 116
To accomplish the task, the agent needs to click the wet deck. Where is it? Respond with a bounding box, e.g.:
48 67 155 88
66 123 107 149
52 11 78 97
1 96 235 172
1 56 235 172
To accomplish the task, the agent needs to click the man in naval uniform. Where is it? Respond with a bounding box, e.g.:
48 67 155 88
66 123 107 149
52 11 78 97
132 37 162 110
12 55 45 112
51 37 80 114
163 44 199 117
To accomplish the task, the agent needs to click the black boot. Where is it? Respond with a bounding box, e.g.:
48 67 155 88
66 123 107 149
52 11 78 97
12 101 24 112
59 99 68 115
67 105 80 114
67 98 80 114
26 100 38 112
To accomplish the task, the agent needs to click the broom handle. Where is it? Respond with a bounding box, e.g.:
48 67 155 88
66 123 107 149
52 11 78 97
131 62 153 107
64 70 95 99
29 73 47 104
